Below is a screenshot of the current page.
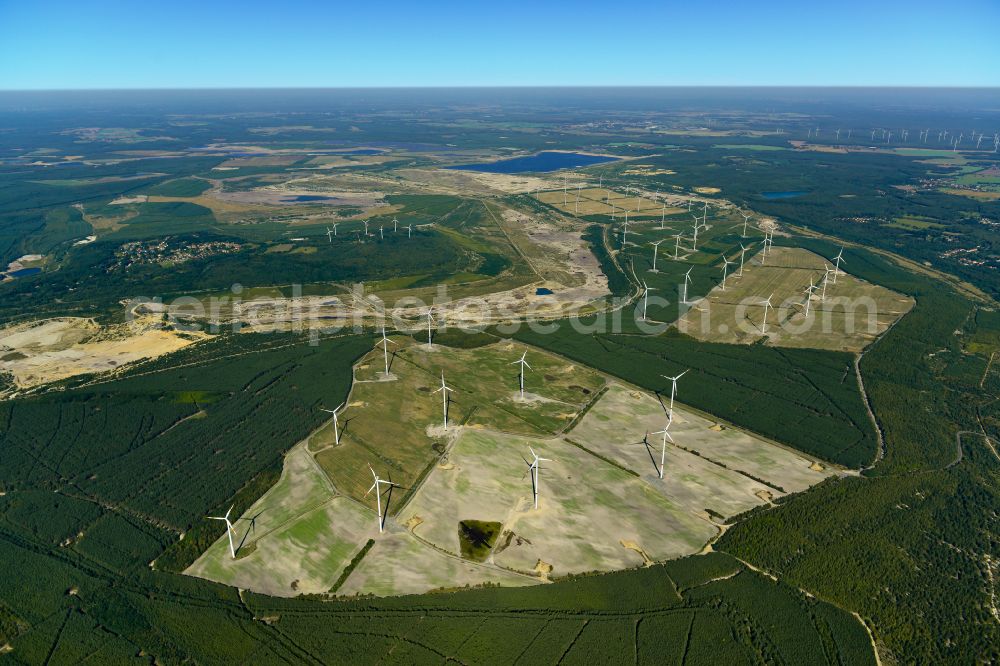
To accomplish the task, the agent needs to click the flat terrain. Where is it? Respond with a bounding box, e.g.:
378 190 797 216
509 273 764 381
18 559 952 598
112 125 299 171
676 246 914 351
535 187 685 218
0 316 207 391
186 444 376 597
313 339 606 514
190 342 839 595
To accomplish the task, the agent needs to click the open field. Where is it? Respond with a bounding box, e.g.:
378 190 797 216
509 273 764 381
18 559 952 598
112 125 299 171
535 187 685 218
401 382 838 580
404 429 716 577
337 532 537 596
313 339 606 513
676 246 914 351
186 445 376 597
191 342 837 595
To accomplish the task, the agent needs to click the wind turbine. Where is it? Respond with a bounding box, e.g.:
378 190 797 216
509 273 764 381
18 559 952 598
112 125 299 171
207 506 237 559
377 327 395 377
641 281 656 321
524 447 552 510
650 417 674 479
821 265 834 301
660 201 668 229
433 371 454 429
379 224 384 240
660 370 688 419
621 214 630 247
365 465 399 533
832 248 845 283
720 256 735 290
740 210 751 238
649 239 665 272
738 243 747 276
326 226 335 242
802 278 817 317
760 293 774 334
392 217 399 232
690 215 699 250
426 311 434 347
319 403 344 446
682 267 693 304
511 350 531 398
407 224 413 238
363 219 370 236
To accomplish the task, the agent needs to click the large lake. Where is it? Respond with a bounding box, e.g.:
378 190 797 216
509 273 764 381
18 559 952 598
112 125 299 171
447 151 618 174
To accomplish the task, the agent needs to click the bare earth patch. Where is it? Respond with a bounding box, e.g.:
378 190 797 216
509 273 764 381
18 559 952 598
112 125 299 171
0 316 208 391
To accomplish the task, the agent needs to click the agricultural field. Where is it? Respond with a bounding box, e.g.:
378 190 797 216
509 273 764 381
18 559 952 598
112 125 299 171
676 246 914 351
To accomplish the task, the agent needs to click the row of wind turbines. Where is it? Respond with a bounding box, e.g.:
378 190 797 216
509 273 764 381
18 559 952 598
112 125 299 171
323 216 418 243
799 127 999 152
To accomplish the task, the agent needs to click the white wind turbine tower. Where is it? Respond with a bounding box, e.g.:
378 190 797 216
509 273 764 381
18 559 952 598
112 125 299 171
650 417 674 479
426 311 434 347
326 226 336 242
621 215 630 248
682 267 693 304
377 327 395 377
434 371 454 429
820 265 834 301
660 201 668 229
759 293 774 334
379 224 384 240
319 403 344 446
661 369 688 420
207 506 237 559
720 256 735 290
641 281 656 321
511 350 531 398
363 219 370 236
407 224 413 238
740 210 751 238
802 279 817 317
365 465 399 533
649 239 665 272
738 243 748 276
392 217 399 232
524 447 552 510
673 234 683 259
690 215 699 250
832 248 846 283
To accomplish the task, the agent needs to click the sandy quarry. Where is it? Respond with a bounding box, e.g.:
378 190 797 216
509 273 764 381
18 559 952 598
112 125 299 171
0 316 208 392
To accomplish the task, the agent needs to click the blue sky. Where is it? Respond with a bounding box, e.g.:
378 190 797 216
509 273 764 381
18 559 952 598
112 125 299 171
1 0 998 89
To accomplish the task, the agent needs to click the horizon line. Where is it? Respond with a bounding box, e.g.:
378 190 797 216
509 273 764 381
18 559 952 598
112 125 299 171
2 84 1000 93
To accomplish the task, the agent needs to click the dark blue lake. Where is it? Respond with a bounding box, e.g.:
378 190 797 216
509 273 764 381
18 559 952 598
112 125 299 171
284 195 337 202
447 151 618 174
535 287 554 295
8 267 41 278
761 191 809 199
